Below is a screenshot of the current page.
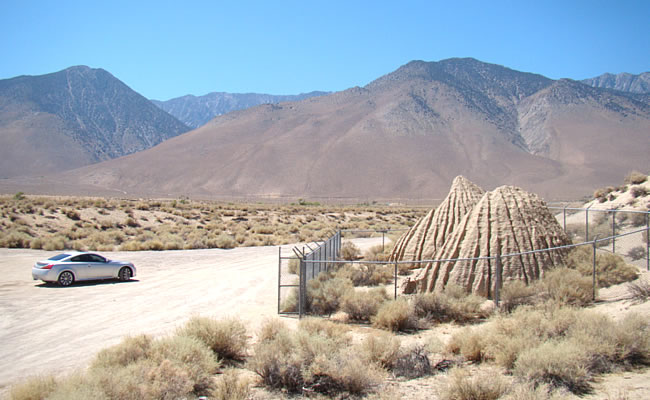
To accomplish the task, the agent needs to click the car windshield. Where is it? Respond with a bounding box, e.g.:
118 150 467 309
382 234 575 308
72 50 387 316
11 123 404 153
48 254 70 261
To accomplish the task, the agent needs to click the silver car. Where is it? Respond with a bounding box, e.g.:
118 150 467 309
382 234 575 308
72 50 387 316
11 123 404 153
32 252 136 286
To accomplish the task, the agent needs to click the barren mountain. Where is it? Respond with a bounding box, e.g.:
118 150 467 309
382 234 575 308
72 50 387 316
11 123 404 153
152 91 328 129
0 66 190 178
5 58 650 201
582 72 650 94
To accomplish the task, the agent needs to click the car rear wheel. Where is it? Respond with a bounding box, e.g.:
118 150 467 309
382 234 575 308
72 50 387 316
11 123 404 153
118 267 132 282
58 271 74 286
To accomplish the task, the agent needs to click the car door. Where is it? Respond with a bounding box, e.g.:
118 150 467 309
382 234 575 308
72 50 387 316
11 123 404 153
69 254 90 280
86 254 113 279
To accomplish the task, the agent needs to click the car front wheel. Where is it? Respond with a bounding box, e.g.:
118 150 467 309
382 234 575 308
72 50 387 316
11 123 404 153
58 271 74 286
118 267 132 282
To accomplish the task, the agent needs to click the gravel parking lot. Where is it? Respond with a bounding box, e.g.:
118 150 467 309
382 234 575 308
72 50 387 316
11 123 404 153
0 238 382 393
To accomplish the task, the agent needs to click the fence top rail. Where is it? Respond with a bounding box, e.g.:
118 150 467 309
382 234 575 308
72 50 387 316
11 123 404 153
342 228 408 233
548 206 650 214
304 225 648 265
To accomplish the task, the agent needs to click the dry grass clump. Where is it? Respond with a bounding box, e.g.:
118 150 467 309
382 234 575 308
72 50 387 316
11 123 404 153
176 316 248 361
391 345 432 378
210 368 251 400
335 263 394 286
499 280 538 312
566 246 638 288
624 171 648 185
627 277 650 302
341 287 390 321
441 367 509 400
0 195 425 252
360 330 401 369
446 306 650 394
412 284 488 323
340 241 361 260
541 267 594 307
372 298 418 332
248 318 384 396
307 275 354 316
8 375 58 400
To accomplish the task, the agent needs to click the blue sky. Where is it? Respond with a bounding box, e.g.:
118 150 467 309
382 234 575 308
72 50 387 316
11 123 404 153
2 0 649 100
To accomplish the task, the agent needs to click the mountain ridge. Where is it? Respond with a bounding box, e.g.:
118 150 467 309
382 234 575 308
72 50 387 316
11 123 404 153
0 66 190 177
152 90 329 129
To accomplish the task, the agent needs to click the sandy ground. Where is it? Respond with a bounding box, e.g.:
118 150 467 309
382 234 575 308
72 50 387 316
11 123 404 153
1 236 649 399
0 238 381 394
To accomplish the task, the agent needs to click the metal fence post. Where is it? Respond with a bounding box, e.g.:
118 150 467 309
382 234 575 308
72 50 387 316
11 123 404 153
646 214 649 272
277 247 281 314
592 239 598 301
585 210 589 241
563 205 567 233
394 261 398 300
612 210 616 254
495 254 502 308
299 258 306 318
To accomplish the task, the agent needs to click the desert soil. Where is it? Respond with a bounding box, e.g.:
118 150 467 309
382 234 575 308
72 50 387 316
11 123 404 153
1 237 649 399
0 238 382 395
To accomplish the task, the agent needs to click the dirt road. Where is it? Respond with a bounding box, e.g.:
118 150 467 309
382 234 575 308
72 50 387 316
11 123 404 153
0 238 382 393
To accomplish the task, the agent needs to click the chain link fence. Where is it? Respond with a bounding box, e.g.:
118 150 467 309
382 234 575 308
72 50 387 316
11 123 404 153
278 209 649 317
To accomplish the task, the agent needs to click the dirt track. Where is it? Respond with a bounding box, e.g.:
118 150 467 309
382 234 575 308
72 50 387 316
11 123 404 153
0 238 382 393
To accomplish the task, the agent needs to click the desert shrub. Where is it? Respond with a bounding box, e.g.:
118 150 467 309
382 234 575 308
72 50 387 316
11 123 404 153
627 277 650 302
87 334 218 399
446 326 484 362
627 245 646 261
565 246 638 288
593 186 614 202
91 334 153 370
630 212 648 227
340 241 361 260
146 335 219 394
630 185 649 198
8 375 58 400
280 287 299 313
499 280 538 312
215 233 237 249
392 345 431 378
441 367 508 400
307 275 354 315
249 318 381 395
624 171 648 185
288 257 300 274
177 316 248 361
335 263 393 286
412 285 488 322
514 340 591 393
363 244 389 261
360 331 401 369
372 298 417 332
209 369 250 400
501 381 570 400
541 267 594 306
341 287 389 321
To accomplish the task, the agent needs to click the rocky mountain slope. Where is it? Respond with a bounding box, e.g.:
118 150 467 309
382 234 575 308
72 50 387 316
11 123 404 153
0 66 190 178
152 91 328 129
582 72 650 94
4 58 650 201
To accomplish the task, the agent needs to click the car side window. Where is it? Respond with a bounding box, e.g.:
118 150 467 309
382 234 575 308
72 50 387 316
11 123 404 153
89 254 106 263
71 255 84 262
